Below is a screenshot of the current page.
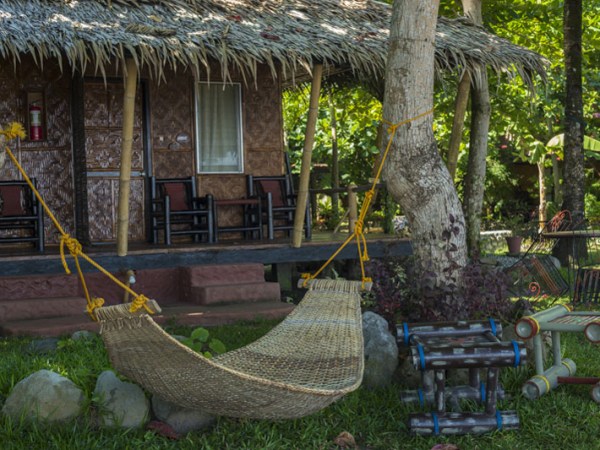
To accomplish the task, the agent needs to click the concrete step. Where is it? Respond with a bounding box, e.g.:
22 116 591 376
0 297 87 322
188 281 281 305
0 301 295 337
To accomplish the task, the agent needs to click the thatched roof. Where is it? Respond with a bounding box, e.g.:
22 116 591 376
0 0 547 86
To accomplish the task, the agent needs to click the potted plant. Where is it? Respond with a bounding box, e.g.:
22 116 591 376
504 216 529 256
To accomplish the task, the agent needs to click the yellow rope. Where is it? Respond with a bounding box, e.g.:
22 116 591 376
302 109 434 289
1 123 154 319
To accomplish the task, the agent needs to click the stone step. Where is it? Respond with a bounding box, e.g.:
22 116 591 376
0 301 295 337
0 297 87 322
187 281 281 305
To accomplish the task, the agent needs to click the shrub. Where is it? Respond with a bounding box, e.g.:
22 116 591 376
367 257 518 326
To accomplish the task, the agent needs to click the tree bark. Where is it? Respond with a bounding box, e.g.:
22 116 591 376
292 64 322 248
464 69 491 256
461 0 491 257
446 71 471 180
383 0 467 287
557 0 585 262
561 0 585 221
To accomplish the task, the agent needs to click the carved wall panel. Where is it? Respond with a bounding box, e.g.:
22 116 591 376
87 177 145 242
0 57 74 246
149 70 195 177
84 81 145 242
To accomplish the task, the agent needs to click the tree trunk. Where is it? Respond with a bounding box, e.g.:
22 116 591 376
464 69 491 256
383 0 467 287
329 91 340 221
538 157 547 231
461 0 491 257
557 0 585 263
446 71 471 180
561 0 585 220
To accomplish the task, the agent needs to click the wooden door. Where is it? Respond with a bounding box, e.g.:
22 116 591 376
83 81 146 242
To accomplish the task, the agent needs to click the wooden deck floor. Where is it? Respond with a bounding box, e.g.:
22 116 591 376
0 232 412 277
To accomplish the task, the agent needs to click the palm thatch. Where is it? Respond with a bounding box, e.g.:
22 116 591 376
0 0 547 86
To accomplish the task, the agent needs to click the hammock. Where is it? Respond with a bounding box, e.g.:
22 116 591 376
95 279 365 419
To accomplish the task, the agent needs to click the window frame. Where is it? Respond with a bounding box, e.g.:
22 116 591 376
194 81 244 174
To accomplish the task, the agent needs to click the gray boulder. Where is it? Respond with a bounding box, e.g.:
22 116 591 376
93 370 149 429
151 395 216 435
71 330 96 341
362 311 399 389
1 369 85 422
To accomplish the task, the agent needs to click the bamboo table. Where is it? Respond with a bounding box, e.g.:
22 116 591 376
515 304 600 403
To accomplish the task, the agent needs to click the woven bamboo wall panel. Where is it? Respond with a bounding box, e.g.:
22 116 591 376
246 150 283 176
84 83 142 130
244 65 283 153
153 151 194 179
198 175 246 227
150 71 194 177
87 177 145 242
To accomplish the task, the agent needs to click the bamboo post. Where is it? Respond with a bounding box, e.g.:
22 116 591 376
292 64 323 248
348 184 358 234
116 59 138 256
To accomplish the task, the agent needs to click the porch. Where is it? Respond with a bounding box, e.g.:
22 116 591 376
0 233 411 337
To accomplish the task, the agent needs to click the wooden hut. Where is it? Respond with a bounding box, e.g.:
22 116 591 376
0 0 547 253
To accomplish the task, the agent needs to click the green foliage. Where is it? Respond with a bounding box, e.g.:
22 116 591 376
283 85 381 185
180 327 226 358
2 323 600 449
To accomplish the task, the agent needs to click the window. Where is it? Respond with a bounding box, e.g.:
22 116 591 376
195 82 243 173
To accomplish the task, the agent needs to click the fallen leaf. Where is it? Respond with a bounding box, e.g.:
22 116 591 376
333 431 357 449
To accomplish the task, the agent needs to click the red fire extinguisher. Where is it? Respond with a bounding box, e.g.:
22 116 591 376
29 102 43 141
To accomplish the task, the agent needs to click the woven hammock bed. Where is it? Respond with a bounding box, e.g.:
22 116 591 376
95 279 365 419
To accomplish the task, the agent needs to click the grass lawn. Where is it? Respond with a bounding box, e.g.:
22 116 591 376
0 318 599 450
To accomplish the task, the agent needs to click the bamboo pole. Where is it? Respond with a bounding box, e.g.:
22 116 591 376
292 64 322 248
116 58 138 256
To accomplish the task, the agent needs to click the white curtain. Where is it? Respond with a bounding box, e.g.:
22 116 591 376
197 83 243 173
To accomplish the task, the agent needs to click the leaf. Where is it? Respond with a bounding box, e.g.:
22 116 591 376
547 133 600 152
190 327 210 342
208 338 226 355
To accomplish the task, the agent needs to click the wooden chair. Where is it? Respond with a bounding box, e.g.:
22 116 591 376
0 179 44 252
247 175 311 240
150 177 214 245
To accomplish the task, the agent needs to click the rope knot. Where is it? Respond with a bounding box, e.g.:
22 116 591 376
64 236 82 256
354 219 364 235
86 297 105 321
129 294 155 314
59 235 82 274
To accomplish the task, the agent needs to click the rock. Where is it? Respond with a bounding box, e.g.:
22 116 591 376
71 330 96 341
151 395 216 435
27 338 59 354
362 311 398 389
93 370 149 429
1 369 84 422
